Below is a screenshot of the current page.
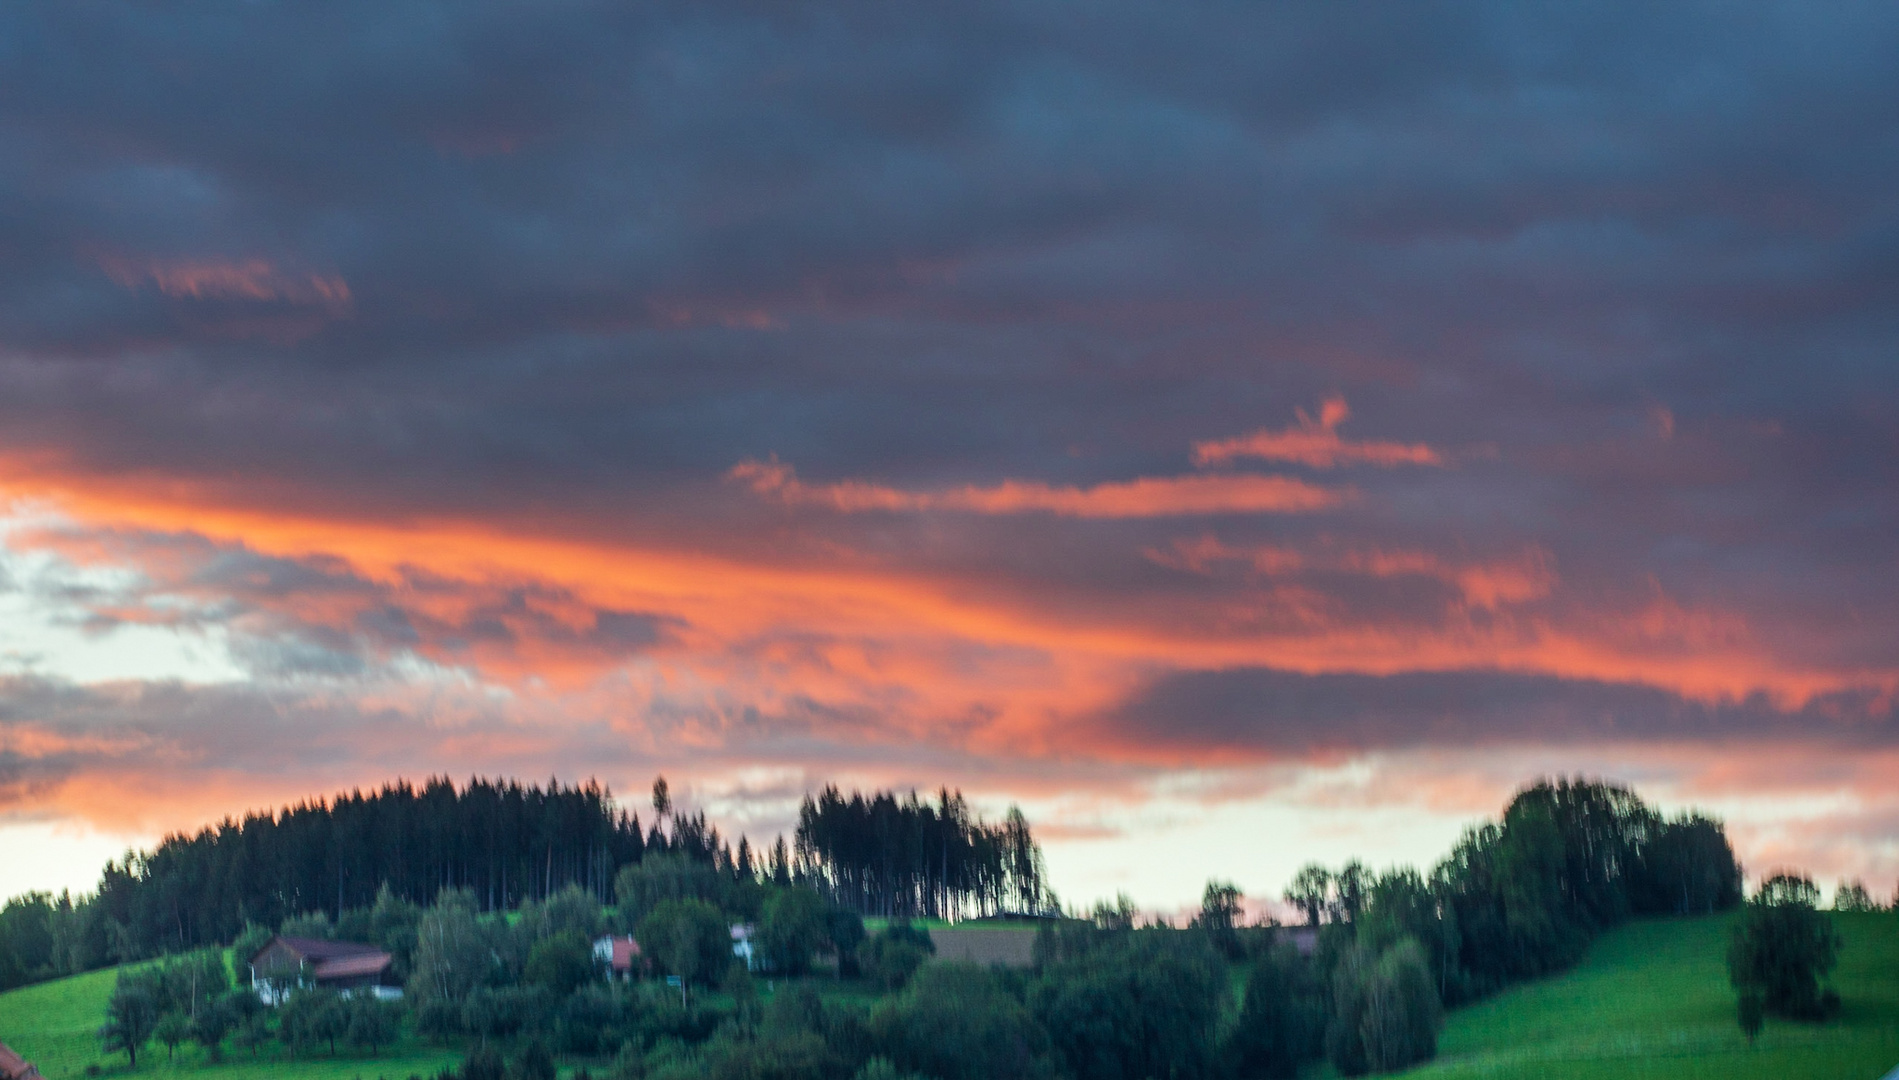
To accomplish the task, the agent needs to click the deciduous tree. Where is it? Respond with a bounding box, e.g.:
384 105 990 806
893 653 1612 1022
1728 872 1841 1020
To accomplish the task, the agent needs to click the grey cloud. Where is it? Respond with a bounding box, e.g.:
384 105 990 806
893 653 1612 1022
0 0 1891 768
1097 667 1899 757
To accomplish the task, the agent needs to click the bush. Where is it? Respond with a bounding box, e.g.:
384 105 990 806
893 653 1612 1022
1227 943 1326 1079
1327 938 1441 1076
1728 873 1843 1020
615 855 739 928
557 984 627 1055
190 994 236 1061
231 922 274 967
861 924 934 991
872 964 1054 1080
1031 930 1227 1080
346 994 403 1055
514 1039 556 1080
281 987 349 1056
758 887 828 976
526 930 599 996
462 985 552 1044
828 908 867 976
638 899 734 989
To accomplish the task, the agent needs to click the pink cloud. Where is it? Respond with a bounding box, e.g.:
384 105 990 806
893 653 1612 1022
1193 396 1442 468
100 255 352 312
730 458 1347 518
1146 535 1557 610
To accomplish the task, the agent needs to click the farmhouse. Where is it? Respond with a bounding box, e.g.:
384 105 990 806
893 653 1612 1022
593 934 642 979
247 935 401 1004
0 1040 43 1080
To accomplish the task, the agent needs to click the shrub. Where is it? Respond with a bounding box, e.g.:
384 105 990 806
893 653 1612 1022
1728 872 1842 1020
1327 938 1441 1076
98 974 159 1067
637 899 733 989
1227 943 1326 1079
1031 930 1226 1080
872 964 1054 1080
758 888 828 976
526 930 599 996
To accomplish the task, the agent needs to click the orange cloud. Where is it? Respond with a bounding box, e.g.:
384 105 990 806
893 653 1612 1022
1147 536 1557 610
0 454 1890 763
729 458 1348 517
1193 396 1442 468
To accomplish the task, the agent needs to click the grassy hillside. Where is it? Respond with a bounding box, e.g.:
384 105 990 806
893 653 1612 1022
1400 911 1899 1080
0 963 459 1080
6 912 1893 1080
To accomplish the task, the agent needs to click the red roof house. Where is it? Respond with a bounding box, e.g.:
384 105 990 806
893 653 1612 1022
593 934 642 979
0 1040 43 1080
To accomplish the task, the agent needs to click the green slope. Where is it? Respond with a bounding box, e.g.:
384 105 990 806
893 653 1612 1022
0 963 459 1080
1400 911 1899 1080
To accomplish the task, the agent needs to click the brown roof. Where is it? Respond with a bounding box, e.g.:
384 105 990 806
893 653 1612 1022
267 936 388 963
311 952 394 980
0 1040 42 1080
611 936 641 972
250 935 393 982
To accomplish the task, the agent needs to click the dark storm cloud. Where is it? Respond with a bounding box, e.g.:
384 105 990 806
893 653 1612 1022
3 2 1896 486
0 0 1894 782
1097 667 1899 757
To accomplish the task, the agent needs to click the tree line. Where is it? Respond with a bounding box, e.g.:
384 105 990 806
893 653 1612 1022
57 772 1888 1080
794 786 1052 919
0 774 1048 990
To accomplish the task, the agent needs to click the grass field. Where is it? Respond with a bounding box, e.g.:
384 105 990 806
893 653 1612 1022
6 912 1893 1079
0 962 460 1080
1397 911 1899 1080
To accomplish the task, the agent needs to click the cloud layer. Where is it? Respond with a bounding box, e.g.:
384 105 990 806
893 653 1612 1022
1 0 1896 902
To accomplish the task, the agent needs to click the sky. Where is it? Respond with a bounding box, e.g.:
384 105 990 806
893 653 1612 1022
1 1 1896 912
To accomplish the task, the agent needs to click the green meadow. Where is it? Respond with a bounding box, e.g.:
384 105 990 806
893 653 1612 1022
0 962 459 1080
1399 911 1899 1080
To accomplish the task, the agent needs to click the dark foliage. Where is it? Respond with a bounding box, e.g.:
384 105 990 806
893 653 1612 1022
872 964 1055 1080
98 974 159 1066
1432 778 1741 1000
796 787 1050 918
1031 930 1227 1080
91 776 647 960
1227 944 1326 1079
1326 939 1441 1076
1728 873 1842 1020
636 898 732 988
860 923 935 992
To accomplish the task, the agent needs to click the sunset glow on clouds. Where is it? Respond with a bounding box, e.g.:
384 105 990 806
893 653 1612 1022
1 2 1896 907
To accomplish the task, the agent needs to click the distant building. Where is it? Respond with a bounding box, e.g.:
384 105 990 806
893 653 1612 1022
1273 925 1320 956
594 934 642 980
0 1040 43 1080
731 923 757 970
930 926 1038 968
247 935 401 1004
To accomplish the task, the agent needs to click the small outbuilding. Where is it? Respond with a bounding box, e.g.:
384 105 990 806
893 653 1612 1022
730 923 757 970
248 935 401 1005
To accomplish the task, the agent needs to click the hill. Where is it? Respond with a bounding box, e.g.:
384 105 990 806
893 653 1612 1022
0 960 458 1080
1400 911 1899 1079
